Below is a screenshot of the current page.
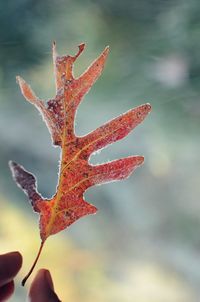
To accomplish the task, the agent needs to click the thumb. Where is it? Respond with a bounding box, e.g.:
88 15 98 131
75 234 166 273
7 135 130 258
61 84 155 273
28 269 61 302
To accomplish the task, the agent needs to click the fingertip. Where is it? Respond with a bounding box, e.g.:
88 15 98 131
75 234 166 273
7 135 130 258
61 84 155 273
44 269 54 291
29 269 61 302
31 268 53 289
0 251 23 286
0 280 14 301
10 251 23 266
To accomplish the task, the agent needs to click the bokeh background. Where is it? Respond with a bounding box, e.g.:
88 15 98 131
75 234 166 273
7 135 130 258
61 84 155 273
0 0 200 301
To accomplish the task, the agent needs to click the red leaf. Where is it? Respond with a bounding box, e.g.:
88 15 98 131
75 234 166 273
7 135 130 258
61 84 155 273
9 43 151 285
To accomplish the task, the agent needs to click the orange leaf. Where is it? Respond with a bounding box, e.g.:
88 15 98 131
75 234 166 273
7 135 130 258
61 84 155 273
9 43 151 285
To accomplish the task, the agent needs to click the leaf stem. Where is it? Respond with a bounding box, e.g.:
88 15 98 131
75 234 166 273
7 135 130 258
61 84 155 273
22 240 45 286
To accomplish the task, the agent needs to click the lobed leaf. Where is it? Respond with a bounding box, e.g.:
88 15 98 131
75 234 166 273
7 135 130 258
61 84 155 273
10 43 151 285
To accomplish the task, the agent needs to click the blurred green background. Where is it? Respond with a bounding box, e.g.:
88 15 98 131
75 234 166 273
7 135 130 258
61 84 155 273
0 0 200 301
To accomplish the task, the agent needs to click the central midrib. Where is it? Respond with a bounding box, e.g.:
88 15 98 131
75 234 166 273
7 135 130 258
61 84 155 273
45 109 131 237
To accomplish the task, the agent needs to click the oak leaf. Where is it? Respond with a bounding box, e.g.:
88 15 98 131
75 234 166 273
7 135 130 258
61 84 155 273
9 43 151 285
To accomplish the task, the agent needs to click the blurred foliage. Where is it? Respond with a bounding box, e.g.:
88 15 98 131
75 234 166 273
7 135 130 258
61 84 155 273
0 0 200 300
0 196 196 302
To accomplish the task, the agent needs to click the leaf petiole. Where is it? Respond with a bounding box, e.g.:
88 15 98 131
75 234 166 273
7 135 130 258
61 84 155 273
22 240 45 286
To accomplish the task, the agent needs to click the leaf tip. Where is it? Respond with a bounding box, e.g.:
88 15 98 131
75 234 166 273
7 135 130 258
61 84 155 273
16 75 25 90
135 155 145 166
74 43 85 59
52 41 57 59
16 76 38 102
133 103 151 125
78 43 85 52
8 159 14 167
8 160 17 174
105 45 110 51
16 75 23 85
144 103 152 113
90 204 98 215
103 45 110 58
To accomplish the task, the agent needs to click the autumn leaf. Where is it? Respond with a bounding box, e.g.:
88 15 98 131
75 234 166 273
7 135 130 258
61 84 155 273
9 42 151 286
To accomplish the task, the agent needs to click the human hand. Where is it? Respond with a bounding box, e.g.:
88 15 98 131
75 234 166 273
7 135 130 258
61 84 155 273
0 251 61 301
